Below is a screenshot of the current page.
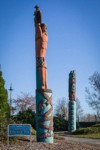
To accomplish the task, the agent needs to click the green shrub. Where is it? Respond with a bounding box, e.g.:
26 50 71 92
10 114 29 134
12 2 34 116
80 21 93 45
54 116 68 131
78 122 98 128
31 128 36 135
73 123 100 135
92 123 100 127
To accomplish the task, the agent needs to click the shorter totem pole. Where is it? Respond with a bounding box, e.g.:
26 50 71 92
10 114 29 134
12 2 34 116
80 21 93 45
68 70 76 133
34 6 53 143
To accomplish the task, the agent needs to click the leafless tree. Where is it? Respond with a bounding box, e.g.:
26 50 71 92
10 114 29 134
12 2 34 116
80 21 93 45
54 97 68 120
13 92 35 113
85 72 100 121
80 113 100 122
76 98 84 123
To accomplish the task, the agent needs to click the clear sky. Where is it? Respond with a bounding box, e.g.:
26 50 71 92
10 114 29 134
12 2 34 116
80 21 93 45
0 0 100 114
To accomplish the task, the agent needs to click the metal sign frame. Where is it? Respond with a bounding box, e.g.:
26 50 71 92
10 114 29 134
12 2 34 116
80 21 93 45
7 124 32 146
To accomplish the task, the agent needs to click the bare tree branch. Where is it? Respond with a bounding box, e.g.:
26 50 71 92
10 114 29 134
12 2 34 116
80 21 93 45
85 72 100 120
13 92 35 112
54 97 68 120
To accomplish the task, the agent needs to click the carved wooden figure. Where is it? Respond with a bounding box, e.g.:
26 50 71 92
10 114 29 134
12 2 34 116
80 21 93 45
34 6 53 143
68 70 76 133
34 6 48 89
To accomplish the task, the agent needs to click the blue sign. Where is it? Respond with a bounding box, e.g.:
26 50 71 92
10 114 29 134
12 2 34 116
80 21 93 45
8 124 31 136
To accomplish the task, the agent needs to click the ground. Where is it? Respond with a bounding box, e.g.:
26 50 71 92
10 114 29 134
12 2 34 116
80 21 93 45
0 132 100 150
0 141 100 150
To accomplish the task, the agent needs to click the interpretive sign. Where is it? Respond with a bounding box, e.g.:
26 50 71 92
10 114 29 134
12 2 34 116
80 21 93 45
8 124 31 136
7 124 31 145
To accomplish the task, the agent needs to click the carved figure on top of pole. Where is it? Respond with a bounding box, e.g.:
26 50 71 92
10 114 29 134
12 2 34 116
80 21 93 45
34 5 48 89
34 6 53 143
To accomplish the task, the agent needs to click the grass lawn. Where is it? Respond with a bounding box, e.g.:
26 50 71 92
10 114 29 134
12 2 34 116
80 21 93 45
72 133 100 139
71 123 100 139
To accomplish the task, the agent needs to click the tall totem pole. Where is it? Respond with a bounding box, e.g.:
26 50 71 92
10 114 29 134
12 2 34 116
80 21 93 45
34 6 53 143
68 70 76 133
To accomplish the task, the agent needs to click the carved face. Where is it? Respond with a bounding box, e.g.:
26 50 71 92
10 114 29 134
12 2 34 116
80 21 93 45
41 25 47 32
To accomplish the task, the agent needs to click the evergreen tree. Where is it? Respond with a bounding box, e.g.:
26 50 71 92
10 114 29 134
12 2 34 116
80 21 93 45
0 67 10 138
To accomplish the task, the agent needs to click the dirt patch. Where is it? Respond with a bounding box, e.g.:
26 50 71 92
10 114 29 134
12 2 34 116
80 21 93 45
0 140 100 150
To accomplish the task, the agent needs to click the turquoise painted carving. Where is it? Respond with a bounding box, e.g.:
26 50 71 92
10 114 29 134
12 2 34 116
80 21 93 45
68 71 76 133
36 89 53 143
68 100 76 132
36 68 42 89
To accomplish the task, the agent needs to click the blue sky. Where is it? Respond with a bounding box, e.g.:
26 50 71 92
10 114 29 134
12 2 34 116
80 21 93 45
0 0 100 114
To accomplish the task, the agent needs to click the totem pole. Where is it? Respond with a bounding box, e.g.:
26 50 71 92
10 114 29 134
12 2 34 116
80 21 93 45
68 70 76 133
34 6 53 143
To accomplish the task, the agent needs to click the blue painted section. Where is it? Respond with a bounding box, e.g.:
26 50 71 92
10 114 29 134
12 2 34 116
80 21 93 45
36 68 42 89
41 104 51 114
68 100 76 133
36 90 53 143
8 124 31 136
40 137 53 143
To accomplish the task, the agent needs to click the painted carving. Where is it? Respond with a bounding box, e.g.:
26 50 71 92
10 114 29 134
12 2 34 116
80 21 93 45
36 89 53 142
68 70 76 133
34 6 48 89
34 6 53 143
69 70 76 100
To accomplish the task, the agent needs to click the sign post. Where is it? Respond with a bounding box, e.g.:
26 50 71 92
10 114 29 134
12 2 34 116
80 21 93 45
7 124 31 146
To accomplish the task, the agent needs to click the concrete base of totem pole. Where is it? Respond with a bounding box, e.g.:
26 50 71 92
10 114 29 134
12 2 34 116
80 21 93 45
36 89 54 143
68 100 76 133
